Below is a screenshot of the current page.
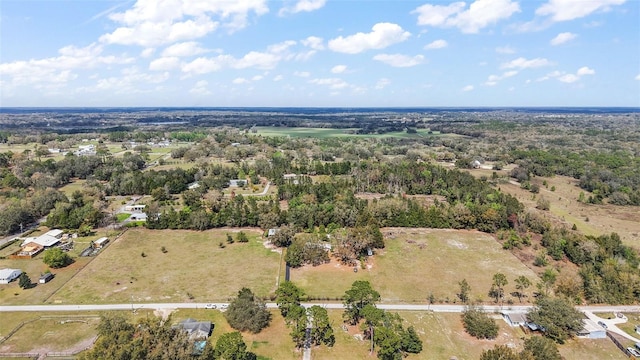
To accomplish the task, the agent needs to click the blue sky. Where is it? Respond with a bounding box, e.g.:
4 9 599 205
1 0 639 107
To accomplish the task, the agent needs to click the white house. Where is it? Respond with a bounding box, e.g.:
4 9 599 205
502 312 528 327
0 268 22 284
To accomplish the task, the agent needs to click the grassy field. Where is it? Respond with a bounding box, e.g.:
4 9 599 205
291 228 539 303
559 338 628 360
58 180 87 197
253 127 443 139
50 228 282 304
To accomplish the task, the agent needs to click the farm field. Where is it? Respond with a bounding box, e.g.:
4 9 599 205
49 228 282 304
291 228 539 303
253 126 443 139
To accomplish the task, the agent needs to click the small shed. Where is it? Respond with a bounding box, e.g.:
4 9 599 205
0 268 22 284
267 228 277 237
577 319 607 339
229 179 246 187
39 272 54 284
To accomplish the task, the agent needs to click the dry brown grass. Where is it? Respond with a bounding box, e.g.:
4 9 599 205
49 228 282 304
470 169 640 248
292 228 539 304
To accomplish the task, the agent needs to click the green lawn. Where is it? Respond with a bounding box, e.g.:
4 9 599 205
50 228 282 304
291 228 539 303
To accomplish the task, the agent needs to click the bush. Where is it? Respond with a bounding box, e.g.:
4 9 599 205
462 308 498 339
43 248 73 268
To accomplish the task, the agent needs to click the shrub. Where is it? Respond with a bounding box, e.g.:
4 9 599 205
462 308 498 339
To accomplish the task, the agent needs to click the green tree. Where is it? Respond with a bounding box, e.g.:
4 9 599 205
214 331 257 360
523 336 561 360
462 308 498 340
514 276 532 303
275 281 304 318
400 326 422 354
480 345 521 360
236 231 249 243
527 297 584 344
270 224 297 247
224 288 271 333
343 280 381 325
18 272 32 289
490 273 508 303
309 305 335 347
538 268 557 297
285 304 307 348
43 247 73 268
458 279 471 303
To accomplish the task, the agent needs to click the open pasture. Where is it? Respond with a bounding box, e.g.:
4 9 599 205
49 228 282 304
291 228 539 303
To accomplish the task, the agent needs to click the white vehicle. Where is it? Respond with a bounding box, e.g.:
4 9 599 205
627 347 640 357
204 303 216 309
220 304 229 309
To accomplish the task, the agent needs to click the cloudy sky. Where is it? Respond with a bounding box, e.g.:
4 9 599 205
1 0 638 107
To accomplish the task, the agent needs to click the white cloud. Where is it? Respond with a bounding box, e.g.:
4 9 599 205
462 85 474 91
536 0 626 22
495 46 516 54
301 36 324 50
550 32 577 45
273 75 284 81
234 51 280 69
328 23 410 54
558 73 579 83
412 0 520 34
577 66 595 76
100 16 219 47
140 48 155 58
149 57 181 71
0 43 134 88
309 77 349 90
636 74 640 81
373 54 424 67
484 70 518 86
181 56 228 74
89 67 170 93
279 0 326 16
252 75 264 81
162 41 208 57
294 71 311 77
539 66 595 83
100 0 269 46
375 78 391 89
425 39 448 49
189 80 211 95
232 77 250 84
501 57 553 69
331 65 347 74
